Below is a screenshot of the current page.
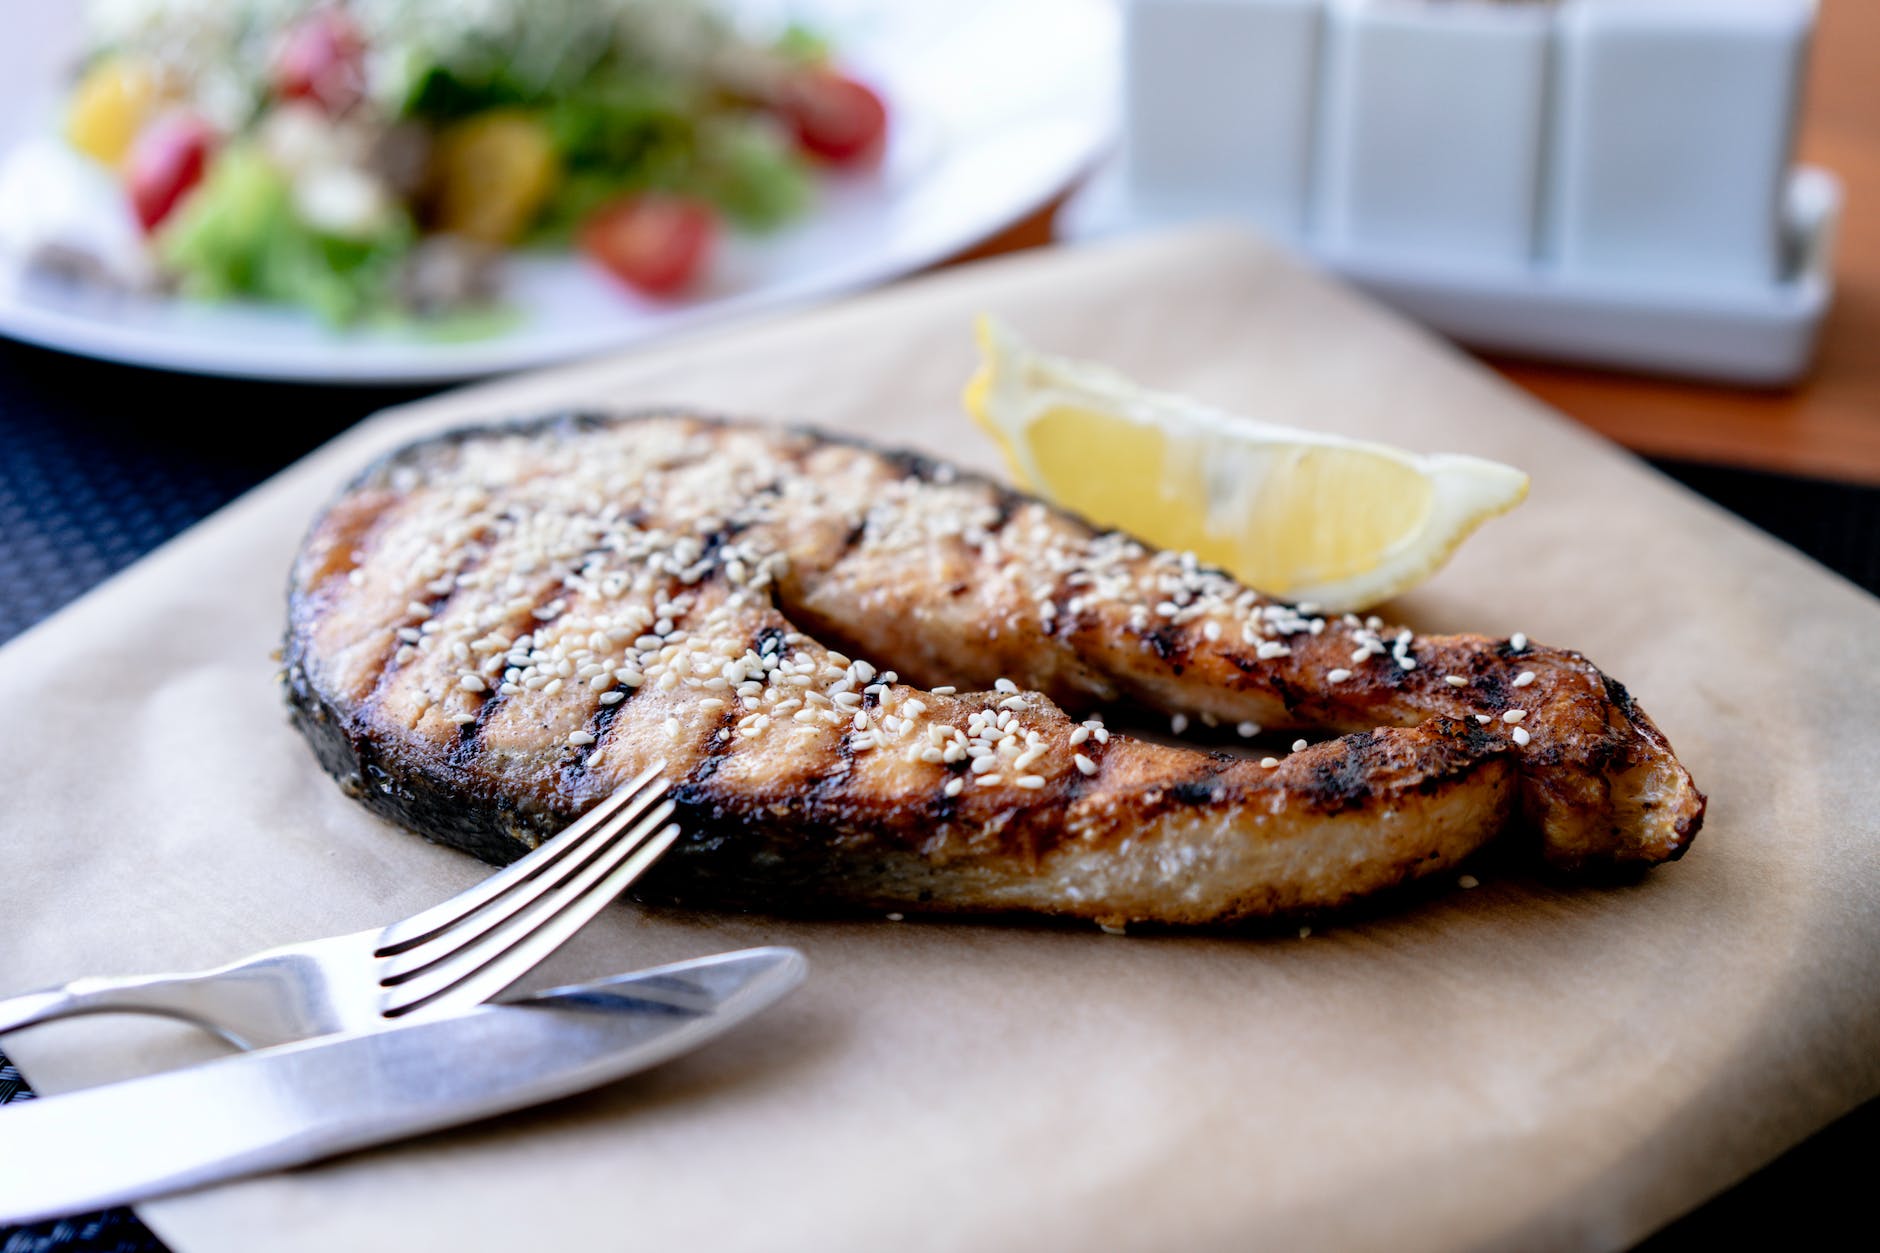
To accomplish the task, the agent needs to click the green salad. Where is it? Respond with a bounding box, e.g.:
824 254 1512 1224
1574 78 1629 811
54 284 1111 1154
64 0 888 322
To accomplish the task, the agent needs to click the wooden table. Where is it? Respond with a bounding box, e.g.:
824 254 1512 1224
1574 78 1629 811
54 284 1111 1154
962 0 1880 487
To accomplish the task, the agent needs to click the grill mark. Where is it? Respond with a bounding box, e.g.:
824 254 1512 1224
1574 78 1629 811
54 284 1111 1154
1602 674 1638 721
1169 775 1227 807
551 689 634 784
431 545 589 759
1299 731 1382 813
1471 668 1512 710
876 447 947 484
683 751 725 790
695 528 731 565
359 532 493 720
723 477 783 538
448 689 503 766
754 625 788 659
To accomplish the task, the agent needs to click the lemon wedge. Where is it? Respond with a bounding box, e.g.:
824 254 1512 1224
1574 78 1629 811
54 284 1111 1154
963 317 1528 613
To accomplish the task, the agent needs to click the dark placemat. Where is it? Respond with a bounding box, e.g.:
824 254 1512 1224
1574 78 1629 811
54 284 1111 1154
0 337 1874 1250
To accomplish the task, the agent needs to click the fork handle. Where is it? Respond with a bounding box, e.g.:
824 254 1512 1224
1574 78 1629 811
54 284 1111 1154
0 975 214 1039
0 988 72 1038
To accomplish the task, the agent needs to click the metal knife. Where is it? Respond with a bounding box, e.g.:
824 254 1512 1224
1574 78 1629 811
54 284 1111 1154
0 946 805 1225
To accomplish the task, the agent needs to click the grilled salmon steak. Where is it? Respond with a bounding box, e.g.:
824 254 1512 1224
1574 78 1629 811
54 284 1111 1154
284 413 1705 926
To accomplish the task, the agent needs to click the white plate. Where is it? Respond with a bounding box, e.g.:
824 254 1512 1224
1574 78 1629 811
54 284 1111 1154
0 0 1116 383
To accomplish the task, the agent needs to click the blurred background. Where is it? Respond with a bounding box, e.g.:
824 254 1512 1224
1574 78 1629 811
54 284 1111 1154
0 2 1873 1250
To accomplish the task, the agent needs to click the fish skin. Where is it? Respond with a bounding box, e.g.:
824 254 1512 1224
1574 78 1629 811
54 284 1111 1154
282 412 1702 927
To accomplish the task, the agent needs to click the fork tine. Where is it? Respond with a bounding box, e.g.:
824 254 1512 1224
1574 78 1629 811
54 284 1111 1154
379 806 681 1019
376 785 672 985
374 760 667 957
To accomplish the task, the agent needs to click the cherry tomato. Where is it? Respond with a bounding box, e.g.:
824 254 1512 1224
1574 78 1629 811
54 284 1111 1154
274 9 366 115
776 71 887 165
580 195 716 297
126 113 215 232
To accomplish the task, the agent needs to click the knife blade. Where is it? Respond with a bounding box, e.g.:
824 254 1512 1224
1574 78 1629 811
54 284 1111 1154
0 945 805 1225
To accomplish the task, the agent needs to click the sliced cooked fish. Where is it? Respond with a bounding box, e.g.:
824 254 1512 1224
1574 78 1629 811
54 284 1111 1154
284 413 1704 926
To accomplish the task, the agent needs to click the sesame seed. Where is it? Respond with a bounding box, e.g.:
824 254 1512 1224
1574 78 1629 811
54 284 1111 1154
458 674 486 692
1327 669 1352 683
1256 641 1290 660
1292 739 1308 753
1458 874 1480 890
1170 713 1189 735
1511 632 1528 652
1513 726 1531 747
1069 726 1090 746
931 686 957 696
886 912 905 922
1475 714 1492 724
1444 675 1468 688
1074 753 1097 776
994 678 1018 694
1502 709 1527 724
977 774 1003 787
598 690 625 705
1297 926 1311 939
944 778 964 798
1260 757 1280 769
566 730 595 747
1203 621 1222 642
1016 775 1046 789
1099 922 1127 936
1236 721 1260 738
449 711 477 725
664 718 681 740
1513 670 1536 688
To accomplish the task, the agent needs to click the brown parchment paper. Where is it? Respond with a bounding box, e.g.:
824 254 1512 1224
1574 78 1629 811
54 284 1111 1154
3 229 1877 1253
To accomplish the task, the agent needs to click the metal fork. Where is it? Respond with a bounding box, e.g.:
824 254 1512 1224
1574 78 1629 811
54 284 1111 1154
0 762 681 1050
